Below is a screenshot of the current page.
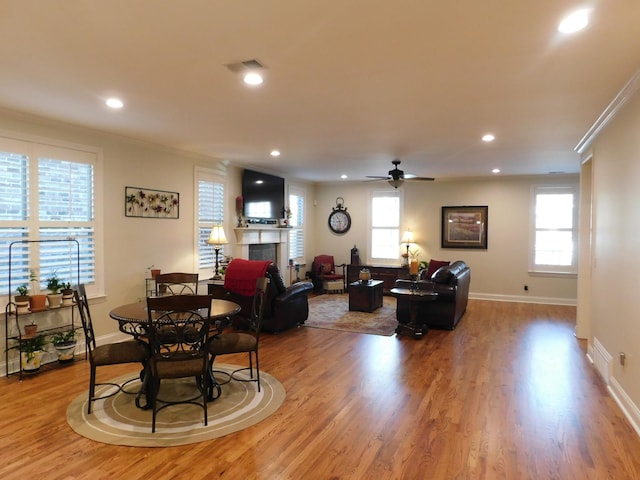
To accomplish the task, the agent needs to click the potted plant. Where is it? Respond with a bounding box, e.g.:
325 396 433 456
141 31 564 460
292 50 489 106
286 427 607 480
51 329 78 363
46 272 64 309
28 269 47 312
60 282 74 306
14 284 30 314
18 334 47 372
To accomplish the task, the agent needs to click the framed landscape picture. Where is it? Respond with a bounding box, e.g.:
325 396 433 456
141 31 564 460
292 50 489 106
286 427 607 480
441 205 488 249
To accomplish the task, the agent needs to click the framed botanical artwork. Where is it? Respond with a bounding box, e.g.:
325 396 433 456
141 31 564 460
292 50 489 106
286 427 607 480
125 186 180 219
441 205 488 249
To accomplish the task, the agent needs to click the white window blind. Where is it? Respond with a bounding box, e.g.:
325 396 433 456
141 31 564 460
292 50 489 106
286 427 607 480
1 139 98 295
288 189 305 261
197 173 225 273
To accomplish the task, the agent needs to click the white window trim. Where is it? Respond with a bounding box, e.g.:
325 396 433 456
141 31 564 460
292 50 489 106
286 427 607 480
367 188 404 265
529 184 578 275
194 165 227 279
288 185 305 263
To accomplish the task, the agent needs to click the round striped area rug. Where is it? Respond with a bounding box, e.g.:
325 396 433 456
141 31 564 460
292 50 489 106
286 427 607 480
66 363 285 447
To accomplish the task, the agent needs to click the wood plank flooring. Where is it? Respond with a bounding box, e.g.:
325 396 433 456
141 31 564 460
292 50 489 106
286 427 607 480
1 299 640 479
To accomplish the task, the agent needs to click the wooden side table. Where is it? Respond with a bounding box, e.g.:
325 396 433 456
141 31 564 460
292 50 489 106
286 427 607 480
348 280 384 312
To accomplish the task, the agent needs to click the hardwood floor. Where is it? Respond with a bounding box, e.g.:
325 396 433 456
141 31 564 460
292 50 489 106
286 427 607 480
2 299 640 479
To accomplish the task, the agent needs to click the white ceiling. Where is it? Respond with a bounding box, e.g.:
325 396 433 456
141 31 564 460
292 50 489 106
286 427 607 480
1 1 639 183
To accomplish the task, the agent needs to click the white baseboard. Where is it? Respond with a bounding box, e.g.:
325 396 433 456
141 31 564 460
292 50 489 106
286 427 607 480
589 336 640 438
470 292 577 306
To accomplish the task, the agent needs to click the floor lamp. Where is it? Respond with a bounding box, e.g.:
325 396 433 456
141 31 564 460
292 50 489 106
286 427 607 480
206 224 228 280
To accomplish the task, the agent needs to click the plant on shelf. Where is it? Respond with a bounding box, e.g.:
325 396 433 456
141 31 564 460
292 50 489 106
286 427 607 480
51 329 78 363
45 271 64 309
17 334 48 372
28 269 47 312
60 282 74 306
14 284 30 314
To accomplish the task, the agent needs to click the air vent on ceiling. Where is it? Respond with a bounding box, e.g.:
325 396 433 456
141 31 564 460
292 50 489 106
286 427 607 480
225 59 265 73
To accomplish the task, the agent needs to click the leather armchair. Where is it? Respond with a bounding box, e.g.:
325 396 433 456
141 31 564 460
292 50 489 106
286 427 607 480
215 262 314 333
394 260 470 330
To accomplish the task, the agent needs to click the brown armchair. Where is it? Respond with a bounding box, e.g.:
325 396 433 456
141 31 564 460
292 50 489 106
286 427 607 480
311 254 345 292
214 259 314 333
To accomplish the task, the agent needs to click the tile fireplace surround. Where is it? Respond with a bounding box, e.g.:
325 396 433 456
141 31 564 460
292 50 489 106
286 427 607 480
234 226 289 275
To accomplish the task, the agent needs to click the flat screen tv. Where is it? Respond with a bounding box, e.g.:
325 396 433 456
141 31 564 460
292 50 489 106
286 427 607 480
242 169 285 220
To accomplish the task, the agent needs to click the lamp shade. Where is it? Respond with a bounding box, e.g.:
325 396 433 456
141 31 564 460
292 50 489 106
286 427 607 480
206 225 228 246
401 229 414 244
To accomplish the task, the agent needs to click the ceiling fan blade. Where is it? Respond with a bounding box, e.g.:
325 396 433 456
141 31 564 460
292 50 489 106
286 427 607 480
405 176 435 181
365 175 390 179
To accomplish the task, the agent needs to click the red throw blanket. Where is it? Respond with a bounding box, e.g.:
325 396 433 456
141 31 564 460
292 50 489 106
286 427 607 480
224 259 271 296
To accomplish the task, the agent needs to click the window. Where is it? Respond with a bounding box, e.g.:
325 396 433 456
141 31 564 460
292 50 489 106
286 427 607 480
0 136 101 298
195 167 225 278
288 188 305 262
530 185 577 274
370 190 401 263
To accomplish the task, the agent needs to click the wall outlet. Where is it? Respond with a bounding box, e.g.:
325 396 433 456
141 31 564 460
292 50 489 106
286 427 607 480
524 285 529 291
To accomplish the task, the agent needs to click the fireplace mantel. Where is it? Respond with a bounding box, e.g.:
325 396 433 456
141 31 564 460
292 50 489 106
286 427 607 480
234 227 289 274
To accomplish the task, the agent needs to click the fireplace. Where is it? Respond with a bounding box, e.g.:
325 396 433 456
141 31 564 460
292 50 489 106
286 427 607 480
249 243 277 263
234 227 289 277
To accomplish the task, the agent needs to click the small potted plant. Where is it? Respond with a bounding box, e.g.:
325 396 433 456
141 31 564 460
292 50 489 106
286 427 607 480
51 329 78 363
46 271 63 309
28 269 47 312
18 334 47 372
14 284 30 314
60 282 74 306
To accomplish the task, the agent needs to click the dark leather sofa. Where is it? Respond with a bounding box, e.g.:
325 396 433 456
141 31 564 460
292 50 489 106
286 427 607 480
214 262 314 333
393 260 470 330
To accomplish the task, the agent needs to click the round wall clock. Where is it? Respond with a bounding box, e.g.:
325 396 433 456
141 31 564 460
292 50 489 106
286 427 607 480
328 197 351 234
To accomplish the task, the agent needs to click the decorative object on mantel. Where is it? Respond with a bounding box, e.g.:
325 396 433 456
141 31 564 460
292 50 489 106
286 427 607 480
125 186 179 219
328 197 351 234
236 196 244 227
206 224 228 279
441 205 488 249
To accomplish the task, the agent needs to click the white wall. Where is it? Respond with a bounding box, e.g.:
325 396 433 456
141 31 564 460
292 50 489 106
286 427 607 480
586 86 640 424
311 176 578 303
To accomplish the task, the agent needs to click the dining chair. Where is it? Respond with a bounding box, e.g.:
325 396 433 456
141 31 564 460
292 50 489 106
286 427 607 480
145 294 213 433
208 277 268 392
154 272 199 296
74 284 149 414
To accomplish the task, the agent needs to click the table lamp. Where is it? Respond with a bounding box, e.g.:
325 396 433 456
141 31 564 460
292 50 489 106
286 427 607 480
206 224 228 279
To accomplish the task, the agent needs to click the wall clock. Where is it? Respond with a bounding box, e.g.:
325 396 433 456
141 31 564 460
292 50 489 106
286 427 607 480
328 197 351 234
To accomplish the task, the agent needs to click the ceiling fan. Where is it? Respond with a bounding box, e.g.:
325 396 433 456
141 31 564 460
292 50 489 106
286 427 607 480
366 159 435 188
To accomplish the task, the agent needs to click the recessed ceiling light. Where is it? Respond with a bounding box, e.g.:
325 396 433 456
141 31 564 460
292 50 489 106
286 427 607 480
243 72 263 86
270 150 280 157
558 9 590 34
105 98 124 109
340 174 348 179
492 168 501 174
482 134 495 142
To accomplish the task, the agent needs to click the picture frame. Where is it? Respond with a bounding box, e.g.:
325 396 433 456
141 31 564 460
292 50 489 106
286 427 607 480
125 186 180 219
441 205 488 249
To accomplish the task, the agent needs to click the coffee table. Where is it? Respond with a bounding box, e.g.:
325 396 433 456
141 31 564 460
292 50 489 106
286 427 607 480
390 287 438 338
349 280 384 312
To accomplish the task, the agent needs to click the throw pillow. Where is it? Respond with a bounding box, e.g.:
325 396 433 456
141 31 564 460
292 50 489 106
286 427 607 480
322 263 333 274
425 259 450 279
